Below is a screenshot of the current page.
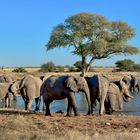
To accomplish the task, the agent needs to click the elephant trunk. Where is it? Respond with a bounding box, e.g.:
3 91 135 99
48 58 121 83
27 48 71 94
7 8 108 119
83 86 91 115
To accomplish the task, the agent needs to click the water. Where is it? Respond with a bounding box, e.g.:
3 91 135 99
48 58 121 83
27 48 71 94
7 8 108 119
4 91 140 116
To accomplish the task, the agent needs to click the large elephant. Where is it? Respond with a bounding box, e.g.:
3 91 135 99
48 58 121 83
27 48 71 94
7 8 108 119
122 75 140 92
19 75 42 111
41 75 91 116
0 75 17 108
86 75 110 115
0 82 20 108
105 80 133 114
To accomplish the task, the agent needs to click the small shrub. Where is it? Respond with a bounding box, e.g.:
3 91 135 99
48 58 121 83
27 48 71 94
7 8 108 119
56 66 65 72
12 67 27 73
39 61 56 72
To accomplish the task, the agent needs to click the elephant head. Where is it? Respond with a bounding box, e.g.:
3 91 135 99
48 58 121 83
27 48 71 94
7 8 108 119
119 80 133 102
65 76 91 114
9 81 20 97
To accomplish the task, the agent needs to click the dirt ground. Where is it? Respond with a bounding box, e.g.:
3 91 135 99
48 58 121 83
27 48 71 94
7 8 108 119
0 109 140 136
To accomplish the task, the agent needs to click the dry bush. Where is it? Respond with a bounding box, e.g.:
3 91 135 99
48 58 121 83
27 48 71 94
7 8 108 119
0 128 140 140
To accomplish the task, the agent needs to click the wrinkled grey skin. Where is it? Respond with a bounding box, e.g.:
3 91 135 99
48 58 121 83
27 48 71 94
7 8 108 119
41 75 91 116
86 75 110 115
122 75 140 92
0 82 20 108
105 80 133 114
19 75 42 111
0 75 17 108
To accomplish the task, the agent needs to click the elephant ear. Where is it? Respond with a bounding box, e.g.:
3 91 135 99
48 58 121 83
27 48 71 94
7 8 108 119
65 76 78 92
119 80 126 90
9 82 19 96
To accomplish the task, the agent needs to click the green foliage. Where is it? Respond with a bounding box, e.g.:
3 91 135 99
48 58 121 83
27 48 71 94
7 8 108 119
46 13 139 76
133 64 140 71
74 61 89 72
40 61 56 72
12 67 27 73
56 66 65 72
115 59 140 71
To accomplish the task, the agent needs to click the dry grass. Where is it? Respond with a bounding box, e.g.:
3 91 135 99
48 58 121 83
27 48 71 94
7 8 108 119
0 112 140 140
0 67 140 81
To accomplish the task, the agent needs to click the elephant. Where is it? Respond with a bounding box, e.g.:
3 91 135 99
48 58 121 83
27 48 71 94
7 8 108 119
0 75 17 108
0 81 20 108
122 75 140 92
19 75 42 111
86 75 110 115
105 80 133 114
40 75 91 116
0 75 13 83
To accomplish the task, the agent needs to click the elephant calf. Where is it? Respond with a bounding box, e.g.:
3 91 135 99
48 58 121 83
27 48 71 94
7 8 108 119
105 80 133 114
0 82 20 108
122 75 140 92
0 75 17 108
41 75 91 116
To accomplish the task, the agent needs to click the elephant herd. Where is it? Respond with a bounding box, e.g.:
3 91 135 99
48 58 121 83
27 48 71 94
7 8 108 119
0 74 139 116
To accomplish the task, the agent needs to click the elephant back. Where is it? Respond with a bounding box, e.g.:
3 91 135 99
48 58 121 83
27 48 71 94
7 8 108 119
0 76 13 83
88 75 109 97
0 83 10 99
20 75 42 98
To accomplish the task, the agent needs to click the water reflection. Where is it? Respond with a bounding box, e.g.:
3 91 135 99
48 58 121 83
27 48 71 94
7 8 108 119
2 91 140 116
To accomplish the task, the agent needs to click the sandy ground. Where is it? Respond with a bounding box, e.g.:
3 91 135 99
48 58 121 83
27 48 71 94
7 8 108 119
0 109 140 136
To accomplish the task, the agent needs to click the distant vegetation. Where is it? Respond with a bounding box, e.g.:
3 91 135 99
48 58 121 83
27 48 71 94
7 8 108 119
40 61 75 72
40 61 56 72
40 61 96 73
12 67 27 73
115 59 140 72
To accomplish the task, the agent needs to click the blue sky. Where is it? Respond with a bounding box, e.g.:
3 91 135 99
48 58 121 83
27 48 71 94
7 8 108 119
0 0 139 67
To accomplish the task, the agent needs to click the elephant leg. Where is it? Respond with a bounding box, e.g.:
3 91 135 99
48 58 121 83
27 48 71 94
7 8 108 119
27 100 32 111
24 99 28 110
44 99 52 116
99 92 107 115
90 98 97 114
66 99 72 116
67 92 79 116
1 99 5 108
35 97 40 111
138 85 140 92
45 102 51 116
5 97 8 108
104 100 111 114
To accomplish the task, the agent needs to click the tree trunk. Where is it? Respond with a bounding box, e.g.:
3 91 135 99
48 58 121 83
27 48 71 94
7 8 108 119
81 58 95 77
81 68 86 77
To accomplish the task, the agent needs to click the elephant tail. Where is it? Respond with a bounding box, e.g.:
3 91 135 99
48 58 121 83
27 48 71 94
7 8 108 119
98 76 102 97
19 77 27 89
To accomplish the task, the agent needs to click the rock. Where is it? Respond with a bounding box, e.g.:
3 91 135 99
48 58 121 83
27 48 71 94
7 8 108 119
106 122 111 126
132 128 138 132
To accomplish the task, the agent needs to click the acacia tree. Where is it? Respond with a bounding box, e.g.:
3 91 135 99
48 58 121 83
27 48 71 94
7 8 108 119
46 13 139 76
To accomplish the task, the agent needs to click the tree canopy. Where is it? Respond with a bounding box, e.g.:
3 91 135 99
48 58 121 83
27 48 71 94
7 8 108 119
46 13 139 76
115 59 140 71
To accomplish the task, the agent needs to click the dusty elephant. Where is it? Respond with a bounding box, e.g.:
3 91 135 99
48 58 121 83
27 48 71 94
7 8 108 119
41 75 91 116
0 75 13 83
0 82 20 108
0 75 17 108
105 80 133 114
19 75 42 111
122 75 140 92
86 75 110 115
